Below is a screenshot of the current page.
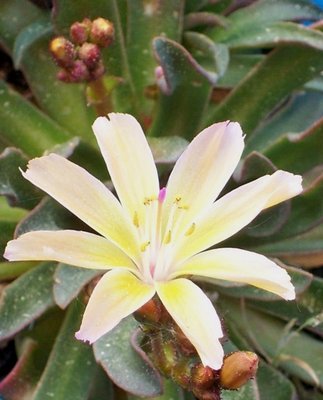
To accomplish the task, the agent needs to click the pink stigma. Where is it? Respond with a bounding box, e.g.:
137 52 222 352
158 187 167 203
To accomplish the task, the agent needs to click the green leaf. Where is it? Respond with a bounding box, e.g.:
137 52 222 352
249 276 323 338
184 31 229 79
209 0 322 45
217 54 263 88
253 224 323 268
20 34 96 140
0 81 70 156
246 92 323 154
150 37 213 139
93 316 163 397
264 119 323 174
129 379 184 400
222 380 256 400
0 262 56 340
210 22 323 50
0 261 35 280
148 136 188 164
15 197 85 237
0 0 43 51
1 308 64 399
53 263 100 309
32 300 98 400
221 298 323 388
0 148 41 209
208 45 323 133
0 339 40 400
13 15 52 69
126 0 184 114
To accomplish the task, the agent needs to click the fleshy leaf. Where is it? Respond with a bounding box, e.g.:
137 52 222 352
13 15 52 69
53 263 101 309
32 300 98 400
150 37 214 139
0 148 41 209
221 298 323 389
209 45 323 133
248 276 323 338
15 197 84 237
0 81 70 156
93 316 163 397
0 262 56 340
148 136 188 165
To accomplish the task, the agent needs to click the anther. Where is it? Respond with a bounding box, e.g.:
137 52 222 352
164 230 172 245
133 211 139 228
140 241 150 252
185 223 195 236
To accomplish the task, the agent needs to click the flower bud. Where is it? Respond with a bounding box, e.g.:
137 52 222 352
90 61 105 80
191 363 215 390
57 69 72 83
90 17 115 47
70 18 91 44
134 298 162 324
70 60 90 82
220 351 259 390
49 37 75 68
78 43 101 69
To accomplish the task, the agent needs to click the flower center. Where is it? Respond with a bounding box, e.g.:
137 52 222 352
132 187 195 283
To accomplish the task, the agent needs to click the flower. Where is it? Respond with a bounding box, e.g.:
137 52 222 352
4 113 302 370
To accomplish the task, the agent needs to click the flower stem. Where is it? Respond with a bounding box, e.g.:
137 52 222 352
87 77 112 116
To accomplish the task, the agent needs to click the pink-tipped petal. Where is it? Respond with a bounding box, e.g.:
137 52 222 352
76 270 155 343
156 278 224 370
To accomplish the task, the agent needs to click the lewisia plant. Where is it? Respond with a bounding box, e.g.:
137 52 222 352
4 113 302 370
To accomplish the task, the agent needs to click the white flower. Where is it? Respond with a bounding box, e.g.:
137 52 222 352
4 113 302 369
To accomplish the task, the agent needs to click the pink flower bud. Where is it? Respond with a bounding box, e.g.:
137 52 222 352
70 18 92 45
70 60 90 82
90 17 115 48
78 43 101 69
49 37 75 68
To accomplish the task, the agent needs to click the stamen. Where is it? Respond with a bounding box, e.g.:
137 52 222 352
185 223 196 236
164 230 172 244
133 211 139 228
140 241 150 252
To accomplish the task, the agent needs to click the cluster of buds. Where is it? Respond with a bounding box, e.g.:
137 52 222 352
134 298 258 400
49 17 114 83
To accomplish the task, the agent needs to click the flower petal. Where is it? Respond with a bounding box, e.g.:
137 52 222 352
161 121 244 239
22 154 139 261
174 171 302 262
156 278 224 370
93 114 159 235
4 230 138 274
75 270 155 343
172 248 295 300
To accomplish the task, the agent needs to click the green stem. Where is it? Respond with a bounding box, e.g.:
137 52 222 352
87 77 113 116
